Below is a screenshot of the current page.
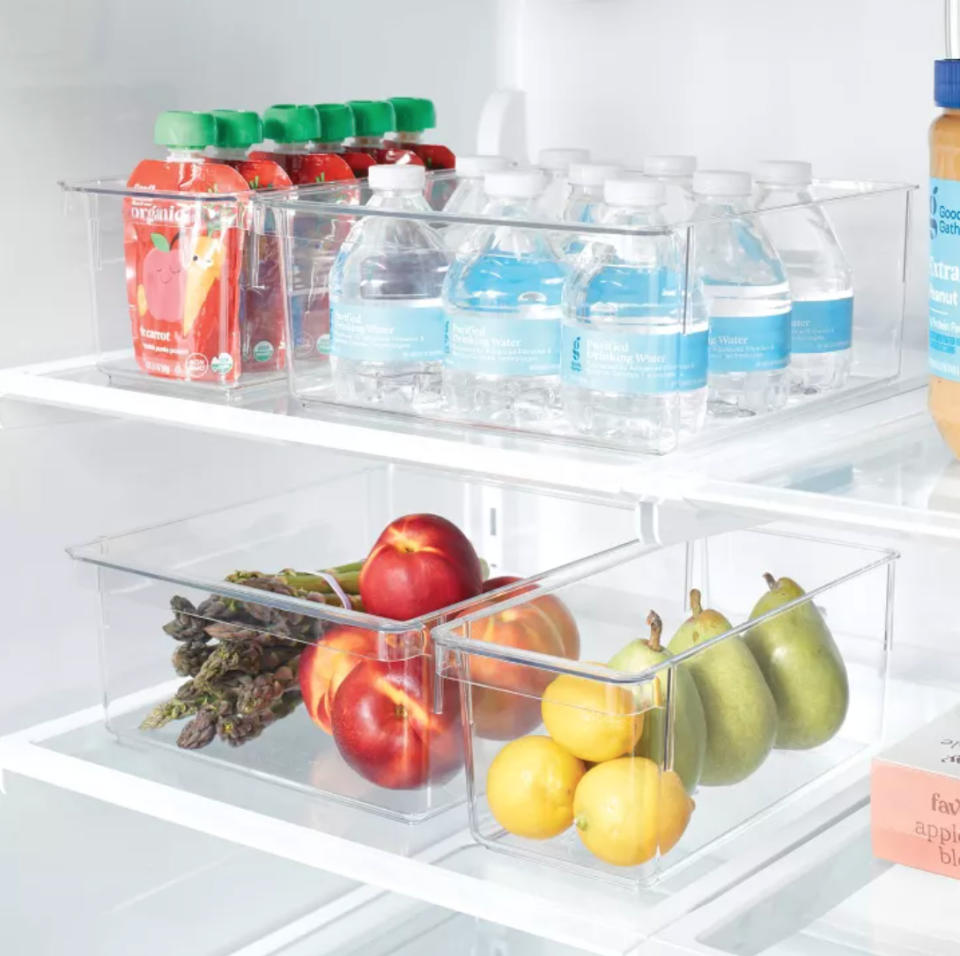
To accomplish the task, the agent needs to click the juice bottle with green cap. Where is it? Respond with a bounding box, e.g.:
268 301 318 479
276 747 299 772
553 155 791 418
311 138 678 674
207 109 291 187
249 104 354 185
250 105 357 362
207 109 293 375
386 97 456 170
124 110 249 384
345 100 423 170
314 103 376 178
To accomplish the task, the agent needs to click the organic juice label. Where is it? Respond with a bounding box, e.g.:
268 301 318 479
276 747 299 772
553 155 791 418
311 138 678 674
124 159 250 383
930 177 960 382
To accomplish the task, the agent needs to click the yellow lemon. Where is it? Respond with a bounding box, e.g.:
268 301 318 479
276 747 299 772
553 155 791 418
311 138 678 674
573 758 694 867
541 673 643 762
486 735 585 839
137 283 148 317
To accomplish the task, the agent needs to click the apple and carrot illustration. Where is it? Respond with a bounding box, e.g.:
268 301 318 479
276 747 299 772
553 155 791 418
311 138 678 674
139 230 225 333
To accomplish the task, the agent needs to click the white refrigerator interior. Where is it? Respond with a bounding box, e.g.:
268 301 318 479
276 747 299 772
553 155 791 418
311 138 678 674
2 0 959 954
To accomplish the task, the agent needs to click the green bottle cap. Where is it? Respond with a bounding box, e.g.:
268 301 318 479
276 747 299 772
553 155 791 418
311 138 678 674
154 110 216 149
314 103 356 142
388 97 436 131
263 104 320 143
211 110 263 149
346 100 396 137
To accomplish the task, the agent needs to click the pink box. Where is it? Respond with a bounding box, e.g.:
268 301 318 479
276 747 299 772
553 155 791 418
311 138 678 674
872 705 960 878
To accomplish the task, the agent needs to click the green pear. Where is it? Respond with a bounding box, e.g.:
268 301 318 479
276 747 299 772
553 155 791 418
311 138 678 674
608 610 707 793
668 589 777 786
746 574 849 750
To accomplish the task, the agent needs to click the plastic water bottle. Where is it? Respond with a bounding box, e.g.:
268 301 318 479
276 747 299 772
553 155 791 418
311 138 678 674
443 168 566 424
561 177 707 450
755 160 853 394
329 164 448 410
691 170 792 416
560 161 622 257
642 155 697 224
537 147 590 220
441 154 509 253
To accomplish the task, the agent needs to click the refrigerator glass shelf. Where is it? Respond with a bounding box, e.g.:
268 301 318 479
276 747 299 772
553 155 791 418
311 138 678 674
655 805 960 956
3 661 956 956
3 353 958 544
0 705 872 956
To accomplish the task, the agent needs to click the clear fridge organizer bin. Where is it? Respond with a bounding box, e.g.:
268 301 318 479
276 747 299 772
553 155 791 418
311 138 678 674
61 177 298 395
431 528 897 886
66 461 639 822
261 171 913 454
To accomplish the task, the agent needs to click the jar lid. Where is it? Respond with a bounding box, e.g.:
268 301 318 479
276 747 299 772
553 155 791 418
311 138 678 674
936 59 960 108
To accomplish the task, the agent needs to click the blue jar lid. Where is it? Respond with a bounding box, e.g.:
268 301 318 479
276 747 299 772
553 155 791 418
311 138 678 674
936 60 960 108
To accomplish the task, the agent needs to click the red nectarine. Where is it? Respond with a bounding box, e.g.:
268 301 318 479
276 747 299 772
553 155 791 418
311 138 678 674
330 656 463 789
359 514 483 621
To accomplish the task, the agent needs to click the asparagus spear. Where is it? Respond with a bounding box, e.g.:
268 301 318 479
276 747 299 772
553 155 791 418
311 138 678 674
148 561 369 749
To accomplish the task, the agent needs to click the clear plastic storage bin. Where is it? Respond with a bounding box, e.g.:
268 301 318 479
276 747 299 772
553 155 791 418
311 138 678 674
67 462 637 821
62 177 294 395
432 528 896 885
263 172 912 453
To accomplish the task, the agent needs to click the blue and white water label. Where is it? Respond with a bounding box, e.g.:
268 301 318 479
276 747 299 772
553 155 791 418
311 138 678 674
791 297 853 354
445 314 561 376
679 330 708 390
708 313 791 374
930 177 960 382
330 303 445 363
562 327 707 394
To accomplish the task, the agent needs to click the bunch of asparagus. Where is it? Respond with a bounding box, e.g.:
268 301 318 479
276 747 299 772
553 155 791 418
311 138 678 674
140 562 362 749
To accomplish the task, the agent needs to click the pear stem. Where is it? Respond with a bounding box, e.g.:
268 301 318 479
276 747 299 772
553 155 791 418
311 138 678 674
646 610 663 651
763 572 777 591
689 589 703 616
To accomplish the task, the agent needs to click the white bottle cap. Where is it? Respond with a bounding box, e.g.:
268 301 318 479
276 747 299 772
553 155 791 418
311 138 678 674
604 176 666 207
755 160 813 186
692 169 753 197
537 147 590 171
368 163 426 191
484 168 546 199
643 155 698 177
455 154 509 177
567 162 622 186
